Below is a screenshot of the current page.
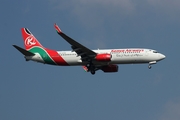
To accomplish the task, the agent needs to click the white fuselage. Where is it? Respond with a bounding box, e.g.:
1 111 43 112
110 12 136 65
52 48 165 66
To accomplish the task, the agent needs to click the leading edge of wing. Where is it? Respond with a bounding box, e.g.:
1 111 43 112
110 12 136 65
54 23 97 57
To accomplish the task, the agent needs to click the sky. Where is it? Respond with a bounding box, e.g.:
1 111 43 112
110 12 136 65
0 0 180 120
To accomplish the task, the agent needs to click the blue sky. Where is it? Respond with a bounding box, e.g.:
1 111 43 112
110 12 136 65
1 0 180 120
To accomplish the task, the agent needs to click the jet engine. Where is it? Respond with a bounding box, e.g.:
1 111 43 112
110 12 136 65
101 65 118 72
95 53 111 62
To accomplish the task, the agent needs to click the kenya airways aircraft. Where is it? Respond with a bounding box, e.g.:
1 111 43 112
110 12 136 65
13 24 166 75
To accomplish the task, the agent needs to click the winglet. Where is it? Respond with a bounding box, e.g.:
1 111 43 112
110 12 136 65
82 66 88 72
54 23 62 34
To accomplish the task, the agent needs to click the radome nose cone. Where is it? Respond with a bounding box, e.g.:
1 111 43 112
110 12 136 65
162 54 166 59
160 54 166 60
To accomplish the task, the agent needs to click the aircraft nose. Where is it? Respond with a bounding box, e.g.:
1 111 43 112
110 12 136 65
159 54 166 60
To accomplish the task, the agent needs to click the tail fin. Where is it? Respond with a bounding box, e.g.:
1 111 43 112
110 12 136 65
21 28 44 50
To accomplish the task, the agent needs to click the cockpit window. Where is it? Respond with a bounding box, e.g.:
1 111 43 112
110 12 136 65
153 51 158 53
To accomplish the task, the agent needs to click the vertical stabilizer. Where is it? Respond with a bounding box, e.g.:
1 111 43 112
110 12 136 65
21 28 44 50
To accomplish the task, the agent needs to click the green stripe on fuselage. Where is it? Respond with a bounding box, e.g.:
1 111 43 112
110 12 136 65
29 47 56 65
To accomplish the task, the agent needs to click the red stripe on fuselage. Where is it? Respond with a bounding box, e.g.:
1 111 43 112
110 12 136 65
45 48 69 66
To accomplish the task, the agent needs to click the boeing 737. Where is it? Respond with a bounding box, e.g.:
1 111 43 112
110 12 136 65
13 24 166 75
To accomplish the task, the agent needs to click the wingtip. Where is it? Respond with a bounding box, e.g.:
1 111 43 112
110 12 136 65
82 66 88 72
12 45 17 47
12 45 20 49
54 23 62 33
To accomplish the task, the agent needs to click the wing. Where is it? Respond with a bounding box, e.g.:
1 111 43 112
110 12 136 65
54 23 97 61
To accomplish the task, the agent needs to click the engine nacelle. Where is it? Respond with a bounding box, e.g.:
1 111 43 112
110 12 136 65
95 53 111 62
101 65 118 72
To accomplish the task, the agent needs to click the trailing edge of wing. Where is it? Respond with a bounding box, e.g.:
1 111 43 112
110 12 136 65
13 45 35 56
54 23 97 57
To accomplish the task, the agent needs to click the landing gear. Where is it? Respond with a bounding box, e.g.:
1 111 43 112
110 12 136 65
91 70 95 75
148 61 156 69
148 65 152 69
87 62 96 75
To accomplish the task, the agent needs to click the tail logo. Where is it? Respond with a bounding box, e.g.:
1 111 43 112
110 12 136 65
25 36 36 46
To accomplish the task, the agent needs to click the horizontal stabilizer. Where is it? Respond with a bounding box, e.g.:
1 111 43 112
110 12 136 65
13 45 35 56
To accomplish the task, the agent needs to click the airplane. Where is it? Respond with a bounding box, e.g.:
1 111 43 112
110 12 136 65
13 23 166 75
